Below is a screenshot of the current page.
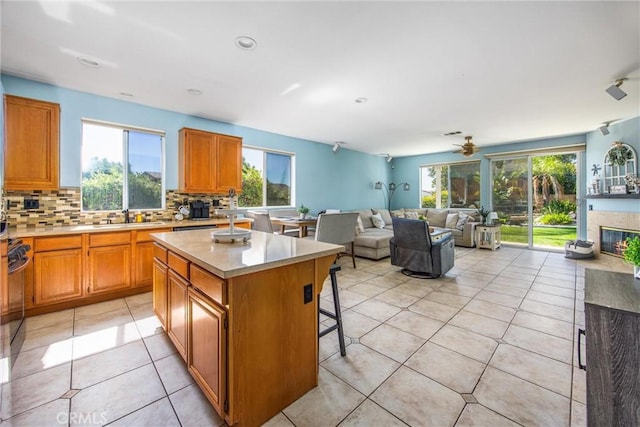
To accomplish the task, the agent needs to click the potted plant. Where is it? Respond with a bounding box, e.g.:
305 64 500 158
623 236 640 279
297 204 310 219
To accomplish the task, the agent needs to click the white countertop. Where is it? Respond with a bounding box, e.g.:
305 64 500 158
8 218 252 238
151 229 343 279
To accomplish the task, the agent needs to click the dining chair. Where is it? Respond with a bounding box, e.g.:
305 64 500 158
247 210 274 233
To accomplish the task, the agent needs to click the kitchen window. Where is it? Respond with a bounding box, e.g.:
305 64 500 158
420 161 480 209
239 146 295 208
81 120 165 211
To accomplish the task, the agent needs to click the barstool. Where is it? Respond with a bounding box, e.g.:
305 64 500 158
318 264 346 356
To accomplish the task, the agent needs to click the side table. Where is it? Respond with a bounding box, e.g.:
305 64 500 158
475 225 501 250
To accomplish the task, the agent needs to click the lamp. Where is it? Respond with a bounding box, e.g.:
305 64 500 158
598 122 610 136
606 78 627 101
332 142 341 153
375 181 410 210
487 212 499 226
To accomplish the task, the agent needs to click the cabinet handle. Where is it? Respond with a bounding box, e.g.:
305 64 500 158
577 328 586 370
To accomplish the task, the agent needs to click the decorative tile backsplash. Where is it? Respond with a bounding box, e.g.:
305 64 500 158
3 188 235 228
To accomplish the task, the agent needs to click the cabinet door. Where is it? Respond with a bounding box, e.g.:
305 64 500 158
4 95 59 190
135 241 155 287
153 258 168 330
88 244 131 295
179 128 216 193
188 287 226 416
168 270 189 360
34 249 83 305
216 134 242 193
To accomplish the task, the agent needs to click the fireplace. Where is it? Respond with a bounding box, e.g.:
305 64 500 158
600 227 640 257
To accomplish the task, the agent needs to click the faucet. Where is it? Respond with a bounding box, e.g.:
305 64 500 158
122 209 130 224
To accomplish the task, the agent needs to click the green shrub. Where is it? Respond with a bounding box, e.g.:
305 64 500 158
543 199 576 215
623 236 640 266
537 213 573 225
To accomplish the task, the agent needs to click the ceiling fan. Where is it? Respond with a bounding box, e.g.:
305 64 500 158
454 136 479 157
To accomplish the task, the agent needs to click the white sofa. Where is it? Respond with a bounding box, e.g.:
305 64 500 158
351 208 482 260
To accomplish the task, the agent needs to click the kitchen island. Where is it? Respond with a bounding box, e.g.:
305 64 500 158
151 229 343 426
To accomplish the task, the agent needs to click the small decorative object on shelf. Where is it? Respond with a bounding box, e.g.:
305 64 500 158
607 141 633 166
625 173 640 194
622 236 640 279
297 204 310 219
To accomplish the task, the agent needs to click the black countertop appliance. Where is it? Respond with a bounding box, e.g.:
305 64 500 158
189 200 210 220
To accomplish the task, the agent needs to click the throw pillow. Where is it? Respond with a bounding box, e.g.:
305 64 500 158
373 209 393 225
405 211 419 219
357 209 375 228
356 216 365 234
390 209 405 218
371 213 385 229
445 212 459 229
426 209 448 227
456 212 469 230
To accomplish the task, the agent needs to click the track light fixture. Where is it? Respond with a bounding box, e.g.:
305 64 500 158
332 142 341 153
606 78 628 101
598 122 610 136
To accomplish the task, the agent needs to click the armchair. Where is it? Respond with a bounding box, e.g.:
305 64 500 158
390 217 455 278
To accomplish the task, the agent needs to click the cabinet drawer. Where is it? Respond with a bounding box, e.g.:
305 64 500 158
136 228 172 243
90 231 131 247
168 251 189 279
35 235 82 252
154 243 168 264
190 264 225 305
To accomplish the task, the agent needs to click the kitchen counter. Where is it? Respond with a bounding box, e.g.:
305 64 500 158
151 228 343 279
7 217 252 238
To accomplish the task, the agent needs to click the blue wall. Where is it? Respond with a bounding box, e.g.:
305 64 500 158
1 75 392 214
585 116 640 213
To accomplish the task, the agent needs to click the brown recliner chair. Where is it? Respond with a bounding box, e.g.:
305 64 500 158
390 217 455 278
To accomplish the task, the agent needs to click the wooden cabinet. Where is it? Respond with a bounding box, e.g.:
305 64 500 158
168 270 189 361
87 232 131 295
188 287 227 415
4 95 59 190
133 228 171 287
178 127 242 194
583 269 640 426
152 258 168 329
33 235 83 305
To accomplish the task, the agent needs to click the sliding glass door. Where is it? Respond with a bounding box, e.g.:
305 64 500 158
491 153 578 249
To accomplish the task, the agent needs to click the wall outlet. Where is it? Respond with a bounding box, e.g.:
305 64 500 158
24 199 39 209
588 204 593 211
303 284 313 304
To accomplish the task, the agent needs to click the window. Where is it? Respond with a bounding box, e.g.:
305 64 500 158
239 147 294 207
420 162 480 209
81 121 164 211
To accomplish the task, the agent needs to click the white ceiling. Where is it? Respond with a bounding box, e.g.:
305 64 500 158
2 1 639 157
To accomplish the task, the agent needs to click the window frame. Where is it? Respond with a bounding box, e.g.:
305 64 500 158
419 160 481 209
80 119 166 212
240 145 296 209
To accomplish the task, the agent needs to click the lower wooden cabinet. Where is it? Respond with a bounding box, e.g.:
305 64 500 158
87 244 131 295
34 248 83 305
168 270 189 360
152 258 168 329
188 287 227 415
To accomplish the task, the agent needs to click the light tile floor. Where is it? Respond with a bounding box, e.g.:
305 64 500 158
0 246 630 426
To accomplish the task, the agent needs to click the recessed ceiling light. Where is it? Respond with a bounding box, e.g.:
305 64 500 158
77 56 100 68
235 36 257 50
187 88 202 96
119 92 134 97
355 98 368 104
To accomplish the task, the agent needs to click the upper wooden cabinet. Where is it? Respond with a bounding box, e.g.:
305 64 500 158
4 95 60 190
178 128 242 194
